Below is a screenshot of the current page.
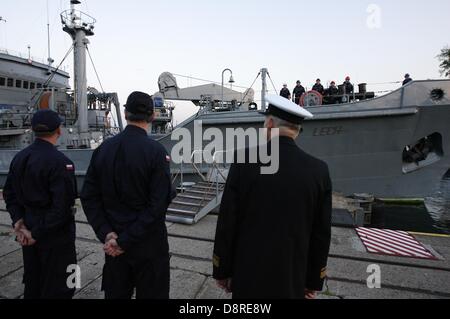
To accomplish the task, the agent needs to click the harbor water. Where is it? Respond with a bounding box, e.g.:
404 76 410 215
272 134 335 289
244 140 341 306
425 176 450 234
374 175 450 235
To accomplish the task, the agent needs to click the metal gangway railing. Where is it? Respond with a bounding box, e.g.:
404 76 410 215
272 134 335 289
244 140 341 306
167 150 232 224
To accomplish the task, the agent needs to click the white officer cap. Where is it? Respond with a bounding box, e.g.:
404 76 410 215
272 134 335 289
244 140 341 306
260 94 314 124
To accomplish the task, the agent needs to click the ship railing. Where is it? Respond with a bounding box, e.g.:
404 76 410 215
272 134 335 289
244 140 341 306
154 110 172 121
0 47 59 67
60 10 96 32
0 111 32 131
89 115 121 137
171 150 230 198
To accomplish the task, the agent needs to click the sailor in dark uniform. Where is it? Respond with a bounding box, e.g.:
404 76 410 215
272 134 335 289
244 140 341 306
3 110 78 299
293 81 306 105
312 79 325 95
280 84 291 100
80 92 174 299
213 95 332 299
403 73 413 86
326 81 340 105
343 76 354 94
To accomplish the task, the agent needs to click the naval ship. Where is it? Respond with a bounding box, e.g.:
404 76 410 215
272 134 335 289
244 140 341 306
1 0 449 207
154 72 450 200
0 0 174 188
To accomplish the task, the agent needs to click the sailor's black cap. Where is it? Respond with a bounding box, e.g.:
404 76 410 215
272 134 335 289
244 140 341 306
124 91 154 117
31 110 63 133
259 95 313 125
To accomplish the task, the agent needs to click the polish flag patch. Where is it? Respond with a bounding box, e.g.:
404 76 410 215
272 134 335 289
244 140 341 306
66 164 75 171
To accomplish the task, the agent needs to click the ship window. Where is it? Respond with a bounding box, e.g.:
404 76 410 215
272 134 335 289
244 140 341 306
37 83 42 89
7 78 14 87
0 77 5 86
23 81 29 89
15 80 22 88
30 82 35 90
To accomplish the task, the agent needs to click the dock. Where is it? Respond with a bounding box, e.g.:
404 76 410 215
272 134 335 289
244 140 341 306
1 197 450 300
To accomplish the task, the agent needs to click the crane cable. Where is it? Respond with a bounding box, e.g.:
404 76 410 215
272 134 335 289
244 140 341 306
267 72 279 94
86 46 121 131
30 44 74 110
172 73 250 91
239 72 261 105
86 45 104 93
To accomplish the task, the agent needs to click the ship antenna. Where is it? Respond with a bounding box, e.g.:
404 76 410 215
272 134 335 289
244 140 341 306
46 0 54 72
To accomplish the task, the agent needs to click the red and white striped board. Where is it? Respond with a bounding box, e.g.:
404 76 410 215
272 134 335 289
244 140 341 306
356 227 437 260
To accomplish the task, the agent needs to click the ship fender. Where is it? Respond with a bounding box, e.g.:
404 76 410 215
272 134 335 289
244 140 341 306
38 92 52 110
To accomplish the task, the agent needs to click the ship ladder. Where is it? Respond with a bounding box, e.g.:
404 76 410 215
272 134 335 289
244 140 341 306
166 151 229 225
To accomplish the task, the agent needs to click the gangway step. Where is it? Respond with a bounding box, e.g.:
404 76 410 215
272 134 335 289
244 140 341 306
166 182 225 225
177 194 214 201
172 201 204 208
167 208 197 217
185 189 220 196
191 185 225 191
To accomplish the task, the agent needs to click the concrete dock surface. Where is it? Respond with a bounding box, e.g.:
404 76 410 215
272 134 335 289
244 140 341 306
1 199 449 300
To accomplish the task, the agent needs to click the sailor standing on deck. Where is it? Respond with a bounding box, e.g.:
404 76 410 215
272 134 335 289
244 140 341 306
343 76 354 94
280 84 291 100
3 110 78 299
403 73 413 86
213 95 332 299
80 92 175 299
293 81 306 105
312 79 325 95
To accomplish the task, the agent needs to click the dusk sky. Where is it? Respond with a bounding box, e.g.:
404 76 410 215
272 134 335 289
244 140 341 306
1 0 449 124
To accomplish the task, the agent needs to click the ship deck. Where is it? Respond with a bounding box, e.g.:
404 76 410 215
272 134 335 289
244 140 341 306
0 199 449 299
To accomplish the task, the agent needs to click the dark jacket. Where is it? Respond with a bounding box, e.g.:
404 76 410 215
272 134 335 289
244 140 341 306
293 85 306 100
327 86 339 96
403 78 413 86
3 139 77 248
213 137 332 299
343 81 354 94
280 88 291 99
80 125 174 256
312 83 324 94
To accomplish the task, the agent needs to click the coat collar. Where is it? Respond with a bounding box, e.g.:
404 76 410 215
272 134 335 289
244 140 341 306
33 138 56 148
124 124 148 136
275 135 297 146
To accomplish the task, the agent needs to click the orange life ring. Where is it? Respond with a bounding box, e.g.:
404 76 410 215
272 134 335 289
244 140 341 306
300 90 323 107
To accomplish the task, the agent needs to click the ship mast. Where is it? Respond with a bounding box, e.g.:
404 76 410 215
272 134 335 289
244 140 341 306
61 0 95 137
261 68 268 111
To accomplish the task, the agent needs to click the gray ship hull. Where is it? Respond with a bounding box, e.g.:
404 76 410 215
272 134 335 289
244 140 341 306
155 79 450 198
1 80 450 198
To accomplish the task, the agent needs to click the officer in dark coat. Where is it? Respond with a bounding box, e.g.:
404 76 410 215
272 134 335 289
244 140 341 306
280 84 291 100
213 95 332 299
293 81 306 105
312 79 325 95
80 92 174 299
3 110 77 299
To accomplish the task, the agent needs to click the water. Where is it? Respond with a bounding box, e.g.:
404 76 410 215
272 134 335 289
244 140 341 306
424 177 450 234
373 177 450 235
